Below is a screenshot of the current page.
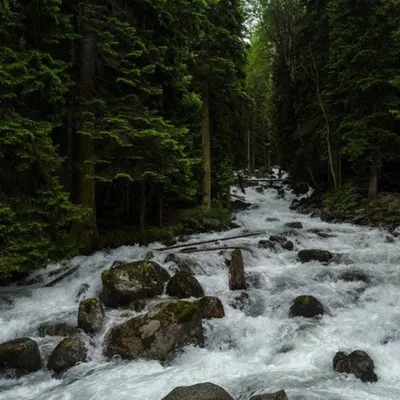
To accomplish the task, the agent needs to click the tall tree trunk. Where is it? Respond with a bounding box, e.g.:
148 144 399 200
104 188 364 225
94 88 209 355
368 165 379 202
201 81 211 209
72 3 98 251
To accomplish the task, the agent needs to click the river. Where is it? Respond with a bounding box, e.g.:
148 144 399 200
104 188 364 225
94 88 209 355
1 174 400 400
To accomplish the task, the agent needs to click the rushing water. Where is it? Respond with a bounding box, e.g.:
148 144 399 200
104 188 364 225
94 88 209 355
1 173 400 400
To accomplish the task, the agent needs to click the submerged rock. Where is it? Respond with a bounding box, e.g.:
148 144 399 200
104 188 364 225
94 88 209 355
38 322 78 337
281 240 294 251
103 300 204 361
101 261 170 307
258 240 276 250
333 350 377 382
78 298 105 334
229 249 246 290
162 382 233 400
298 249 333 263
289 295 325 318
196 296 225 319
230 291 250 311
338 270 369 284
166 271 205 299
284 222 303 229
250 390 288 400
47 335 87 374
0 338 42 373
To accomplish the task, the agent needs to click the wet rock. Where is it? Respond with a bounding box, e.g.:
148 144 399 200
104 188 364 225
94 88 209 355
104 300 204 361
0 338 42 373
269 235 286 244
166 271 205 299
298 249 333 263
145 251 154 260
230 291 250 310
76 283 90 301
333 350 377 382
292 182 309 196
47 335 87 374
250 390 288 400
255 186 264 193
392 226 400 237
203 218 224 231
266 217 280 222
285 222 303 229
338 270 369 284
290 199 301 210
196 296 225 319
101 261 170 307
289 295 325 318
231 199 251 211
78 298 105 334
320 208 335 222
229 249 246 291
277 188 285 198
38 322 78 337
385 235 395 243
162 382 233 400
307 229 336 238
230 222 241 229
258 240 276 250
281 240 294 251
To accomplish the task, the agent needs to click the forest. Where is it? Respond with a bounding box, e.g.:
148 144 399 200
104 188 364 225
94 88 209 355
1 0 399 282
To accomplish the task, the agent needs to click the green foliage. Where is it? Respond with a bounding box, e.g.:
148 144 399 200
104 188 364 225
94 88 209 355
322 183 360 213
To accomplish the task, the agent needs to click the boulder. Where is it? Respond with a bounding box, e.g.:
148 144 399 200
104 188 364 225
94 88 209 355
258 240 276 250
78 298 105 334
0 338 42 373
250 390 288 400
203 218 224 231
231 199 251 211
255 186 264 193
196 296 225 319
338 270 369 284
103 300 204 361
298 249 333 263
289 295 325 318
229 249 246 290
269 235 286 244
292 182 309 196
166 271 205 298
333 350 377 382
284 222 303 229
38 322 78 337
101 261 170 307
320 208 335 222
162 382 233 400
281 240 294 251
47 335 87 374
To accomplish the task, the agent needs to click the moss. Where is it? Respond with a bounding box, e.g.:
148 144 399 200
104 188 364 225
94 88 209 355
166 301 200 323
141 334 156 350
101 269 112 282
299 296 311 305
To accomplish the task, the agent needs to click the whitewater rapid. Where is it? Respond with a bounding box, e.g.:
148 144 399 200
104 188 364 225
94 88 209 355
1 177 400 400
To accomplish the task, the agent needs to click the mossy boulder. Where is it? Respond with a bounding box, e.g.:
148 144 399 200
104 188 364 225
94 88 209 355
162 382 234 400
101 261 170 307
196 296 225 319
333 350 377 382
0 338 42 373
229 249 246 291
298 249 333 263
38 322 78 337
289 295 325 318
103 300 204 361
166 271 205 299
78 298 105 334
47 335 87 374
250 390 288 400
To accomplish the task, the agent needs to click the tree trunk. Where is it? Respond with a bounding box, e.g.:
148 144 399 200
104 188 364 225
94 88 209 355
72 3 98 251
201 81 211 209
368 165 379 202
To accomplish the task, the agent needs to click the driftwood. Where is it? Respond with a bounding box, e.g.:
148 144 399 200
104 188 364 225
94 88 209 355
156 230 266 251
180 246 250 254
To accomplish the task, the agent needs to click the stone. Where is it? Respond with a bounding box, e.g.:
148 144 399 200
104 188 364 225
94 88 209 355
229 249 246 291
47 335 87 374
320 208 335 222
266 217 280 222
203 218 224 231
196 296 225 319
76 283 90 301
162 382 233 400
250 390 288 400
281 240 294 251
258 240 276 250
284 222 303 229
298 249 333 263
0 338 42 373
166 271 205 299
292 182 309 196
338 270 369 284
333 350 377 383
231 199 251 211
101 261 170 307
289 295 325 318
78 298 105 334
103 300 204 361
255 186 264 193
38 322 78 337
269 235 287 244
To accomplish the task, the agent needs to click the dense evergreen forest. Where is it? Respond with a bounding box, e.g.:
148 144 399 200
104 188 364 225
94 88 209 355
1 0 399 281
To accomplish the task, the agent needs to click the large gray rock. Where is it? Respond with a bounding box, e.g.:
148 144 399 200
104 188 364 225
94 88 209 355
229 249 246 290
101 261 170 307
166 271 205 298
47 335 87 374
162 382 233 400
289 295 325 318
0 338 42 373
38 322 78 337
333 350 377 382
196 296 225 319
78 298 105 334
298 249 333 263
250 390 288 400
103 300 204 361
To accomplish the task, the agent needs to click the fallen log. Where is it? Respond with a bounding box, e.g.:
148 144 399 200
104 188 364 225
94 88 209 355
44 265 80 287
180 246 250 254
156 230 266 251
